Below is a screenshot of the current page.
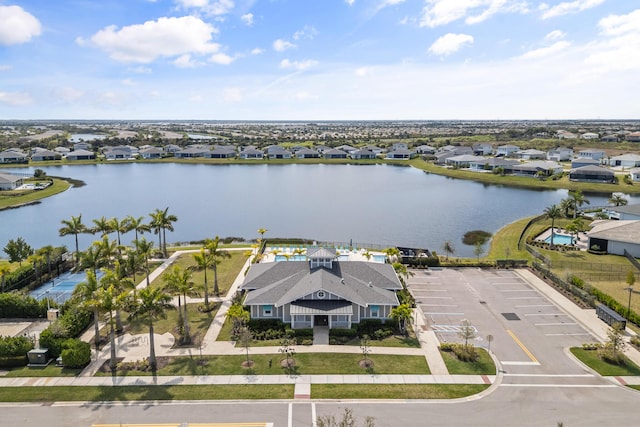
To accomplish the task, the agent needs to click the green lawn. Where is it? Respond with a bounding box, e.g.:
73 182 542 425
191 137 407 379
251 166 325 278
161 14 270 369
3 364 83 377
0 384 293 402
0 178 71 210
311 384 489 399
97 353 430 376
440 348 495 375
152 251 247 297
570 348 640 376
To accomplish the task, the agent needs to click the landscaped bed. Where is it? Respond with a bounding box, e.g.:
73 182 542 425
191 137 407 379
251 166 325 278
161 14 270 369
311 384 489 399
440 347 495 375
570 347 640 376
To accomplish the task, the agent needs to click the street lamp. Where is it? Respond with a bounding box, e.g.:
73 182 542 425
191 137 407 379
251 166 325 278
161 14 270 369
624 285 640 320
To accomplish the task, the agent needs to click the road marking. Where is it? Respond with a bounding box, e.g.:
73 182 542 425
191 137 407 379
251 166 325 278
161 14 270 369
288 402 293 427
506 329 539 363
312 403 317 427
534 322 578 326
503 374 594 377
515 304 553 308
500 384 616 388
432 324 478 333
424 312 465 315
545 333 591 336
524 313 564 316
501 361 541 366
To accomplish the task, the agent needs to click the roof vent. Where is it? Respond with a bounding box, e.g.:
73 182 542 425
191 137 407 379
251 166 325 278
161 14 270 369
368 282 373 287
340 278 345 284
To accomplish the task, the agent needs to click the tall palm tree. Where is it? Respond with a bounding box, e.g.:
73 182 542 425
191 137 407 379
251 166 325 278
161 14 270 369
125 215 151 243
206 236 231 297
108 217 129 247
383 247 401 263
58 214 87 267
123 247 144 287
92 216 113 237
150 207 178 258
192 248 213 308
609 193 628 207
101 261 135 333
73 269 102 348
79 243 105 277
97 283 121 371
136 237 154 288
36 245 55 281
568 190 589 219
164 266 198 344
442 240 455 260
544 204 563 247
97 236 119 268
128 286 173 371
257 228 268 242
559 198 573 218
27 253 45 285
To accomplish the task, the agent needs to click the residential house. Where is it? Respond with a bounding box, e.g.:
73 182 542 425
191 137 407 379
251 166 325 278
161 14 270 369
139 147 164 159
571 158 601 169
323 149 348 159
626 132 640 142
207 147 237 159
511 161 563 176
54 147 71 155
581 132 599 140
351 149 376 160
241 247 402 329
239 147 264 159
174 147 209 158
606 205 640 221
631 168 640 182
415 145 436 155
0 172 24 190
66 149 95 161
496 144 520 157
296 148 321 159
265 146 292 159
104 148 133 160
445 154 485 168
0 150 28 164
362 145 384 155
30 149 62 161
547 147 573 162
473 143 493 156
335 144 358 154
569 166 615 183
556 130 578 139
164 144 181 154
516 149 547 160
468 158 518 172
576 149 605 161
392 143 408 150
609 154 640 168
587 220 640 257
385 148 415 160
601 135 619 143
73 142 92 151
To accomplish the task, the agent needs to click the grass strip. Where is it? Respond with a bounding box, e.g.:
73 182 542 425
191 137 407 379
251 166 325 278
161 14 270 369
0 384 293 402
0 178 71 210
440 348 496 375
311 384 489 399
570 348 640 376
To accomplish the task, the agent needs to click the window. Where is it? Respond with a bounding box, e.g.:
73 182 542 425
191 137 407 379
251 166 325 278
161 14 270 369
317 291 326 299
370 305 379 318
262 305 273 316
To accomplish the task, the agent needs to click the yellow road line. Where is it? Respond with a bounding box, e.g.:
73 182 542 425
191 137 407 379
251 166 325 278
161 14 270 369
506 329 539 363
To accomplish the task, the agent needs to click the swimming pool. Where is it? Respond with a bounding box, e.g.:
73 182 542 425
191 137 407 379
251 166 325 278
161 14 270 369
372 255 387 263
544 233 574 245
274 255 307 262
29 270 103 304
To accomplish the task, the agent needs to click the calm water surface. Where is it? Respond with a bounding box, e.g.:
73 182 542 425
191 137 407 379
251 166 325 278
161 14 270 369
0 163 630 257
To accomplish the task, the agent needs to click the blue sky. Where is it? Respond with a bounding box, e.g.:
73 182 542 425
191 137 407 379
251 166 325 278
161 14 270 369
0 0 638 120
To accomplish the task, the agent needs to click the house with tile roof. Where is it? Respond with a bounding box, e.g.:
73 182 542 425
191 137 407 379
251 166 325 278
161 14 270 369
241 247 402 329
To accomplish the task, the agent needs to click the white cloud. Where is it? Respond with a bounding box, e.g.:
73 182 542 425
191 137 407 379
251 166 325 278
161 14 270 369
82 16 221 63
295 91 318 100
210 53 234 64
541 0 605 20
0 91 32 106
280 59 319 71
173 54 198 68
598 9 640 37
0 65 12 71
518 41 571 59
251 48 264 55
355 66 374 76
0 5 41 45
545 30 567 40
241 13 254 26
420 0 529 28
583 10 640 73
175 0 235 16
129 66 152 74
121 78 136 86
428 33 474 56
293 26 318 41
55 87 84 102
223 87 243 102
189 94 204 102
345 0 356 5
273 39 296 52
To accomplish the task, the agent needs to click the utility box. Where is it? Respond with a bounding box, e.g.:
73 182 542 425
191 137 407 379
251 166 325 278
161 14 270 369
47 309 60 321
27 348 50 366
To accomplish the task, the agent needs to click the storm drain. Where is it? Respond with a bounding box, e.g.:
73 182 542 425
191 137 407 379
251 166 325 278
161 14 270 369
502 312 521 321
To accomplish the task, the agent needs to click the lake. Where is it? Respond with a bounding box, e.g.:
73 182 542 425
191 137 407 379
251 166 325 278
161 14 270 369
0 163 631 257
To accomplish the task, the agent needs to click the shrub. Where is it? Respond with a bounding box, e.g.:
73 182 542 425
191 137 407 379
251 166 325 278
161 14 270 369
630 336 640 349
582 342 602 351
60 338 91 368
599 349 626 366
440 343 479 361
0 335 34 357
38 328 66 359
439 342 454 352
0 293 47 318
0 355 28 367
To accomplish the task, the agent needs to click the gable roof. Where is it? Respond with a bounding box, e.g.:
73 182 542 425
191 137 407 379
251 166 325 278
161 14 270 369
242 261 402 307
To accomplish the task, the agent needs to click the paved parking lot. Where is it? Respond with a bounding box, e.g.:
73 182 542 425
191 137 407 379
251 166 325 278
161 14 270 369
408 268 611 386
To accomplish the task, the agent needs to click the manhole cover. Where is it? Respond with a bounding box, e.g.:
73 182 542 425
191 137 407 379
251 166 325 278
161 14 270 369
502 312 520 321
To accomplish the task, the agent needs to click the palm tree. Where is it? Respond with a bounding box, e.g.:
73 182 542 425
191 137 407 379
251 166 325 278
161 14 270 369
609 193 628 207
442 240 455 260
126 215 151 243
96 283 121 371
27 253 45 285
79 243 105 277
73 269 102 348
37 245 55 281
383 247 401 263
150 207 178 258
544 204 563 247
97 236 118 268
108 217 129 247
568 190 589 218
128 286 173 371
389 303 413 335
136 237 155 287
164 265 198 344
123 247 144 286
559 198 573 218
192 248 213 308
58 214 87 266
101 261 135 333
206 236 231 297
257 228 268 242
92 216 113 237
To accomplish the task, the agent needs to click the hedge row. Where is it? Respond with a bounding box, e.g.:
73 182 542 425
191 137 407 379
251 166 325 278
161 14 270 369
39 306 92 358
0 293 49 318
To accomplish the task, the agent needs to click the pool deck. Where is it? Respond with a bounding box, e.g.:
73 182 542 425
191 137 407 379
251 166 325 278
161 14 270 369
263 246 386 262
535 228 589 250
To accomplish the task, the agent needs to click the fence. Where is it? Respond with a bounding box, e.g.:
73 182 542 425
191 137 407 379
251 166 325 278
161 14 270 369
525 244 552 267
531 262 594 307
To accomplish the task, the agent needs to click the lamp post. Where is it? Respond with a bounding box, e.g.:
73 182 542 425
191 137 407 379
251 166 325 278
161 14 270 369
627 285 633 320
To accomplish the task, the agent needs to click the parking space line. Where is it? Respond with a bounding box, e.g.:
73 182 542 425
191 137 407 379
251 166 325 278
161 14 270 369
523 313 564 316
545 333 591 336
506 329 539 363
515 304 553 308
